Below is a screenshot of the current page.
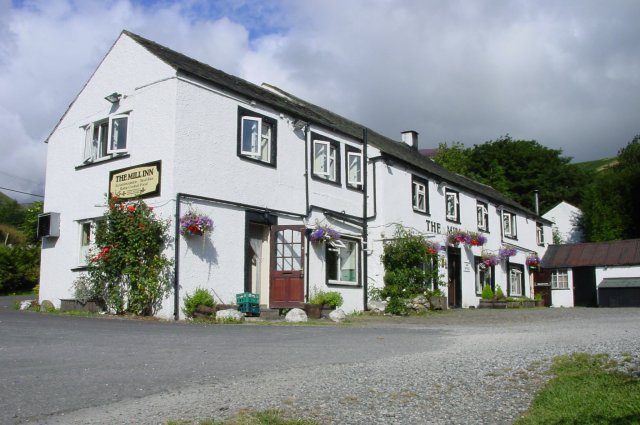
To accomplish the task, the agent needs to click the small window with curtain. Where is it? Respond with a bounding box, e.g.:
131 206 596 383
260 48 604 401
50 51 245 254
326 238 359 286
502 210 517 239
477 201 489 232
412 176 429 214
82 113 129 163
311 133 340 185
445 189 460 222
345 147 363 189
237 106 277 166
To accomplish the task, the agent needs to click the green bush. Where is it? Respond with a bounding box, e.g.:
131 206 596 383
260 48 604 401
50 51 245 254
495 285 505 300
380 226 441 315
0 244 40 294
183 287 216 318
481 284 494 300
309 290 344 308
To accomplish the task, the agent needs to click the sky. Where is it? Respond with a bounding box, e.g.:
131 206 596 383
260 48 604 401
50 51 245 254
1 0 639 203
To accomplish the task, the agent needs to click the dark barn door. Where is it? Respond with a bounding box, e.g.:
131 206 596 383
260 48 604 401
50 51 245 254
573 267 597 307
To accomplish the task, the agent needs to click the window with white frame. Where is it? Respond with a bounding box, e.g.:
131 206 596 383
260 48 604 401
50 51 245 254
536 222 544 245
502 210 517 238
326 239 359 285
475 257 493 295
412 176 429 214
82 114 129 163
477 201 489 231
346 149 363 189
551 269 569 289
312 137 340 183
509 265 523 296
78 219 103 265
445 189 460 222
237 107 277 166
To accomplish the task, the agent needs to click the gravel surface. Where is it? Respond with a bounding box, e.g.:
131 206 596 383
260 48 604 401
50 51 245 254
32 308 640 424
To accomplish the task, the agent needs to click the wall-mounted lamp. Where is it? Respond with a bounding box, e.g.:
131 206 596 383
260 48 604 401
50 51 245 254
293 119 307 130
104 92 122 104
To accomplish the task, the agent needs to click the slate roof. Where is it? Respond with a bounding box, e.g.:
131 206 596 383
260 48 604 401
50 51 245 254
599 278 640 288
541 239 640 268
54 29 544 219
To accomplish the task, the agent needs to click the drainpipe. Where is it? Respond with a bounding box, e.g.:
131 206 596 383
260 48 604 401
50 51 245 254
304 123 311 302
534 190 540 215
362 128 369 311
173 193 182 320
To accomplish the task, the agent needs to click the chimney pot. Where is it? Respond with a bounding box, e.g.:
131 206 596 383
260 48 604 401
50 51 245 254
401 130 419 150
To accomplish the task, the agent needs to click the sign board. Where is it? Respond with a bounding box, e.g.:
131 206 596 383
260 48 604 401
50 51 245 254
109 161 161 200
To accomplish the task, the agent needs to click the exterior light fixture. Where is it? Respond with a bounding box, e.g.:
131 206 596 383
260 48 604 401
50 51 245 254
293 119 307 130
104 92 122 103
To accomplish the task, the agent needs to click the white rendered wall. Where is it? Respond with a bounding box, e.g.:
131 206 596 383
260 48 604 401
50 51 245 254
39 33 178 311
543 201 583 243
596 265 640 283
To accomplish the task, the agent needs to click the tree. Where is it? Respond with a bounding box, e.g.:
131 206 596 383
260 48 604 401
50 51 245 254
580 135 640 241
432 136 590 213
20 201 43 245
0 194 25 227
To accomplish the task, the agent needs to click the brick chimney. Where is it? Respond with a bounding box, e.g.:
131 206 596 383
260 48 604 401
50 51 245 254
401 130 419 150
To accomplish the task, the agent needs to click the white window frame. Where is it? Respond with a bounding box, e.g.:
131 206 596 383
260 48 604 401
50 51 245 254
551 269 569 289
326 239 359 286
536 222 544 245
78 219 103 266
509 267 523 296
240 116 262 157
347 151 363 187
502 210 517 238
445 190 459 221
476 261 492 295
107 114 129 154
313 140 337 181
412 180 427 213
477 202 489 231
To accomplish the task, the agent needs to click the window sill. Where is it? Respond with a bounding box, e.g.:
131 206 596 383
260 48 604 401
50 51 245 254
504 235 518 241
311 174 342 187
237 154 276 168
71 265 89 272
446 218 461 224
346 184 363 193
412 208 430 216
75 153 130 170
551 287 570 290
327 280 360 288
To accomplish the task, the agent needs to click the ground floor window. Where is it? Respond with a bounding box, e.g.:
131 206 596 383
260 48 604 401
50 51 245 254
475 256 493 295
78 219 104 266
326 238 359 286
551 269 569 289
509 264 524 296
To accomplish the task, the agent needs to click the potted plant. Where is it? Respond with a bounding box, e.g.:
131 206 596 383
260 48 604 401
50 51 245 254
309 224 341 243
526 255 541 271
309 289 344 318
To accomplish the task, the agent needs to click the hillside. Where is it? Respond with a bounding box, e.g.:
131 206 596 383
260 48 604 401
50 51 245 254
573 157 617 173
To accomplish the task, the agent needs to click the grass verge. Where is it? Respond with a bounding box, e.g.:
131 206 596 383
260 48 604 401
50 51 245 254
515 352 640 424
167 409 319 425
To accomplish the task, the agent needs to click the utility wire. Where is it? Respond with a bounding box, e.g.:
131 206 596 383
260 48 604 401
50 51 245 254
0 186 44 198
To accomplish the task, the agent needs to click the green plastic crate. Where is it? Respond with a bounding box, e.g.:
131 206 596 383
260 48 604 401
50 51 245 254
236 292 259 304
238 303 260 315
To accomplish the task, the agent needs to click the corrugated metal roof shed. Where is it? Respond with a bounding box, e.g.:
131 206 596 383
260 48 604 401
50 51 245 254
599 278 640 288
541 239 640 268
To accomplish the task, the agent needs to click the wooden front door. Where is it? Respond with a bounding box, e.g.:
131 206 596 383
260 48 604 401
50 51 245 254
447 247 462 307
270 225 305 308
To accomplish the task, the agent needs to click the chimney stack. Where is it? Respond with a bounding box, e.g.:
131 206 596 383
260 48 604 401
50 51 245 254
401 130 419 150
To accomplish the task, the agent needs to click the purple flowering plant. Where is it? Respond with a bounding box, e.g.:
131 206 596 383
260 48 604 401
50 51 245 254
526 255 541 267
498 246 517 258
309 224 341 243
180 211 214 236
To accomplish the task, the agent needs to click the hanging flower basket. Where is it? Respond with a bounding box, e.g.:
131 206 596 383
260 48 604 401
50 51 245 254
480 250 500 268
447 230 470 246
180 211 214 237
498 246 517 259
309 224 341 243
468 232 487 247
526 255 541 270
424 240 442 256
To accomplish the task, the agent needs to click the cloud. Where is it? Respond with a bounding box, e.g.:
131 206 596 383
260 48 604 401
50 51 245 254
2 0 639 202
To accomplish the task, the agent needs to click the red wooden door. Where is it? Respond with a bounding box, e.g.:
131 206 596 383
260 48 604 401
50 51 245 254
270 226 305 308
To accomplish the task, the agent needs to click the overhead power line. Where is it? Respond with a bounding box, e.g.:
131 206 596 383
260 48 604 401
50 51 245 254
0 186 45 198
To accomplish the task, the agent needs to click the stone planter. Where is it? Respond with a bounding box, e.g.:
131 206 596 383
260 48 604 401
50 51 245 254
478 299 507 309
60 299 105 313
535 299 544 307
320 304 336 318
430 296 448 310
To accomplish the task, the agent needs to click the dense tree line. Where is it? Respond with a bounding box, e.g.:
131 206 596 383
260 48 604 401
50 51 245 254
432 135 639 243
0 195 41 294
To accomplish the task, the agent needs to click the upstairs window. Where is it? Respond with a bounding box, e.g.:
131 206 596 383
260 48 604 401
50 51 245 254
536 222 545 245
312 135 340 184
346 148 363 189
445 189 460 222
412 176 429 214
326 238 359 286
502 210 517 239
82 114 129 163
477 201 489 232
237 107 277 166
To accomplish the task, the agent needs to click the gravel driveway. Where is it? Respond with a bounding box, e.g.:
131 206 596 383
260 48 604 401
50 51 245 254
32 308 640 425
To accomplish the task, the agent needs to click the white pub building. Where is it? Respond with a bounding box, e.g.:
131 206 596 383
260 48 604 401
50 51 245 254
39 31 551 318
